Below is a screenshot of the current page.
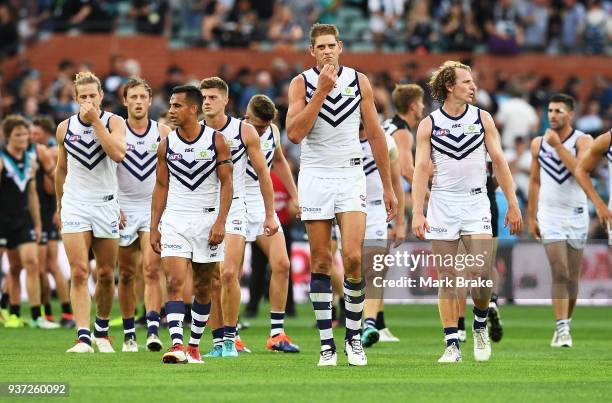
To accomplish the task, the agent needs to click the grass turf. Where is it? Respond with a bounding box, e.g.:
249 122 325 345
1 304 611 402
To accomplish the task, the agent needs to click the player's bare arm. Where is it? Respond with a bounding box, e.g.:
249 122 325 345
389 145 405 246
54 119 69 228
481 110 522 235
150 137 169 254
393 127 415 183
575 131 612 227
286 65 338 144
527 137 543 240
411 117 432 240
271 128 299 207
359 72 397 221
243 122 279 235
210 131 233 245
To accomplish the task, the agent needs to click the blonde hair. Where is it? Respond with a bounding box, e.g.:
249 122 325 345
309 23 339 46
428 61 471 102
74 71 102 95
123 76 152 99
392 84 424 114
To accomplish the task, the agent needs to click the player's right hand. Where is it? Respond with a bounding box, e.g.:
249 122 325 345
150 228 162 254
316 64 338 96
119 210 127 230
411 212 430 241
208 220 225 245
595 203 612 229
527 218 540 241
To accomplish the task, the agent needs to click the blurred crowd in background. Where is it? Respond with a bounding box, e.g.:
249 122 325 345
0 1 611 241
0 0 611 55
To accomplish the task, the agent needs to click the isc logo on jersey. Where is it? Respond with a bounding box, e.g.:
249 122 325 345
195 149 213 161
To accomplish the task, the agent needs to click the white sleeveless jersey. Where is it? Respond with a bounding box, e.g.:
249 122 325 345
245 124 276 198
63 111 119 203
202 116 247 198
429 105 487 193
606 129 612 208
362 135 396 201
117 119 160 212
300 66 363 168
165 124 218 213
537 129 588 211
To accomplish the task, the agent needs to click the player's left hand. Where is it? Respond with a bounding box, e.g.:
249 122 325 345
263 215 279 236
392 222 406 247
504 204 523 235
383 189 398 222
208 220 225 245
544 129 561 148
119 210 127 230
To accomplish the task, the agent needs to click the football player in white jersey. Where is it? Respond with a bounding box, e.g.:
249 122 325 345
412 61 522 363
286 23 397 367
575 128 612 247
243 94 300 353
527 94 593 348
56 72 126 353
198 77 278 358
117 77 171 353
359 121 405 348
150 85 233 364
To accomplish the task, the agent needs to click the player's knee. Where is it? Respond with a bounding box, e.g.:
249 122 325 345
551 267 570 284
193 279 212 302
310 251 332 274
70 264 89 286
143 263 160 284
119 268 135 285
220 267 237 286
271 256 290 276
343 249 362 271
97 268 114 288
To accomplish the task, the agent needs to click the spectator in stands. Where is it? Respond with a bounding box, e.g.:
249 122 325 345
317 0 341 25
506 136 531 205
484 0 524 54
218 0 259 48
129 0 170 36
0 2 18 59
560 0 586 53
201 0 232 47
51 0 114 33
45 59 75 101
49 82 77 122
162 64 184 100
103 55 127 102
369 0 404 50
239 70 275 112
495 85 539 150
268 4 303 50
518 0 550 52
583 0 611 55
440 1 481 52
405 0 434 53
576 99 604 135
589 75 612 114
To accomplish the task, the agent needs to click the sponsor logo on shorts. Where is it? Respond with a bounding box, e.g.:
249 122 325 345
360 195 366 201
232 219 242 225
301 207 322 213
169 153 182 161
120 234 130 240
62 220 80 227
376 230 385 236
66 135 81 142
210 245 218 251
162 243 181 250
482 217 490 223
430 227 448 233
210 253 217 258
433 129 450 137
233 227 241 231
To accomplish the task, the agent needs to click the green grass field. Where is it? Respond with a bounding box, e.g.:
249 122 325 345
1 303 611 402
